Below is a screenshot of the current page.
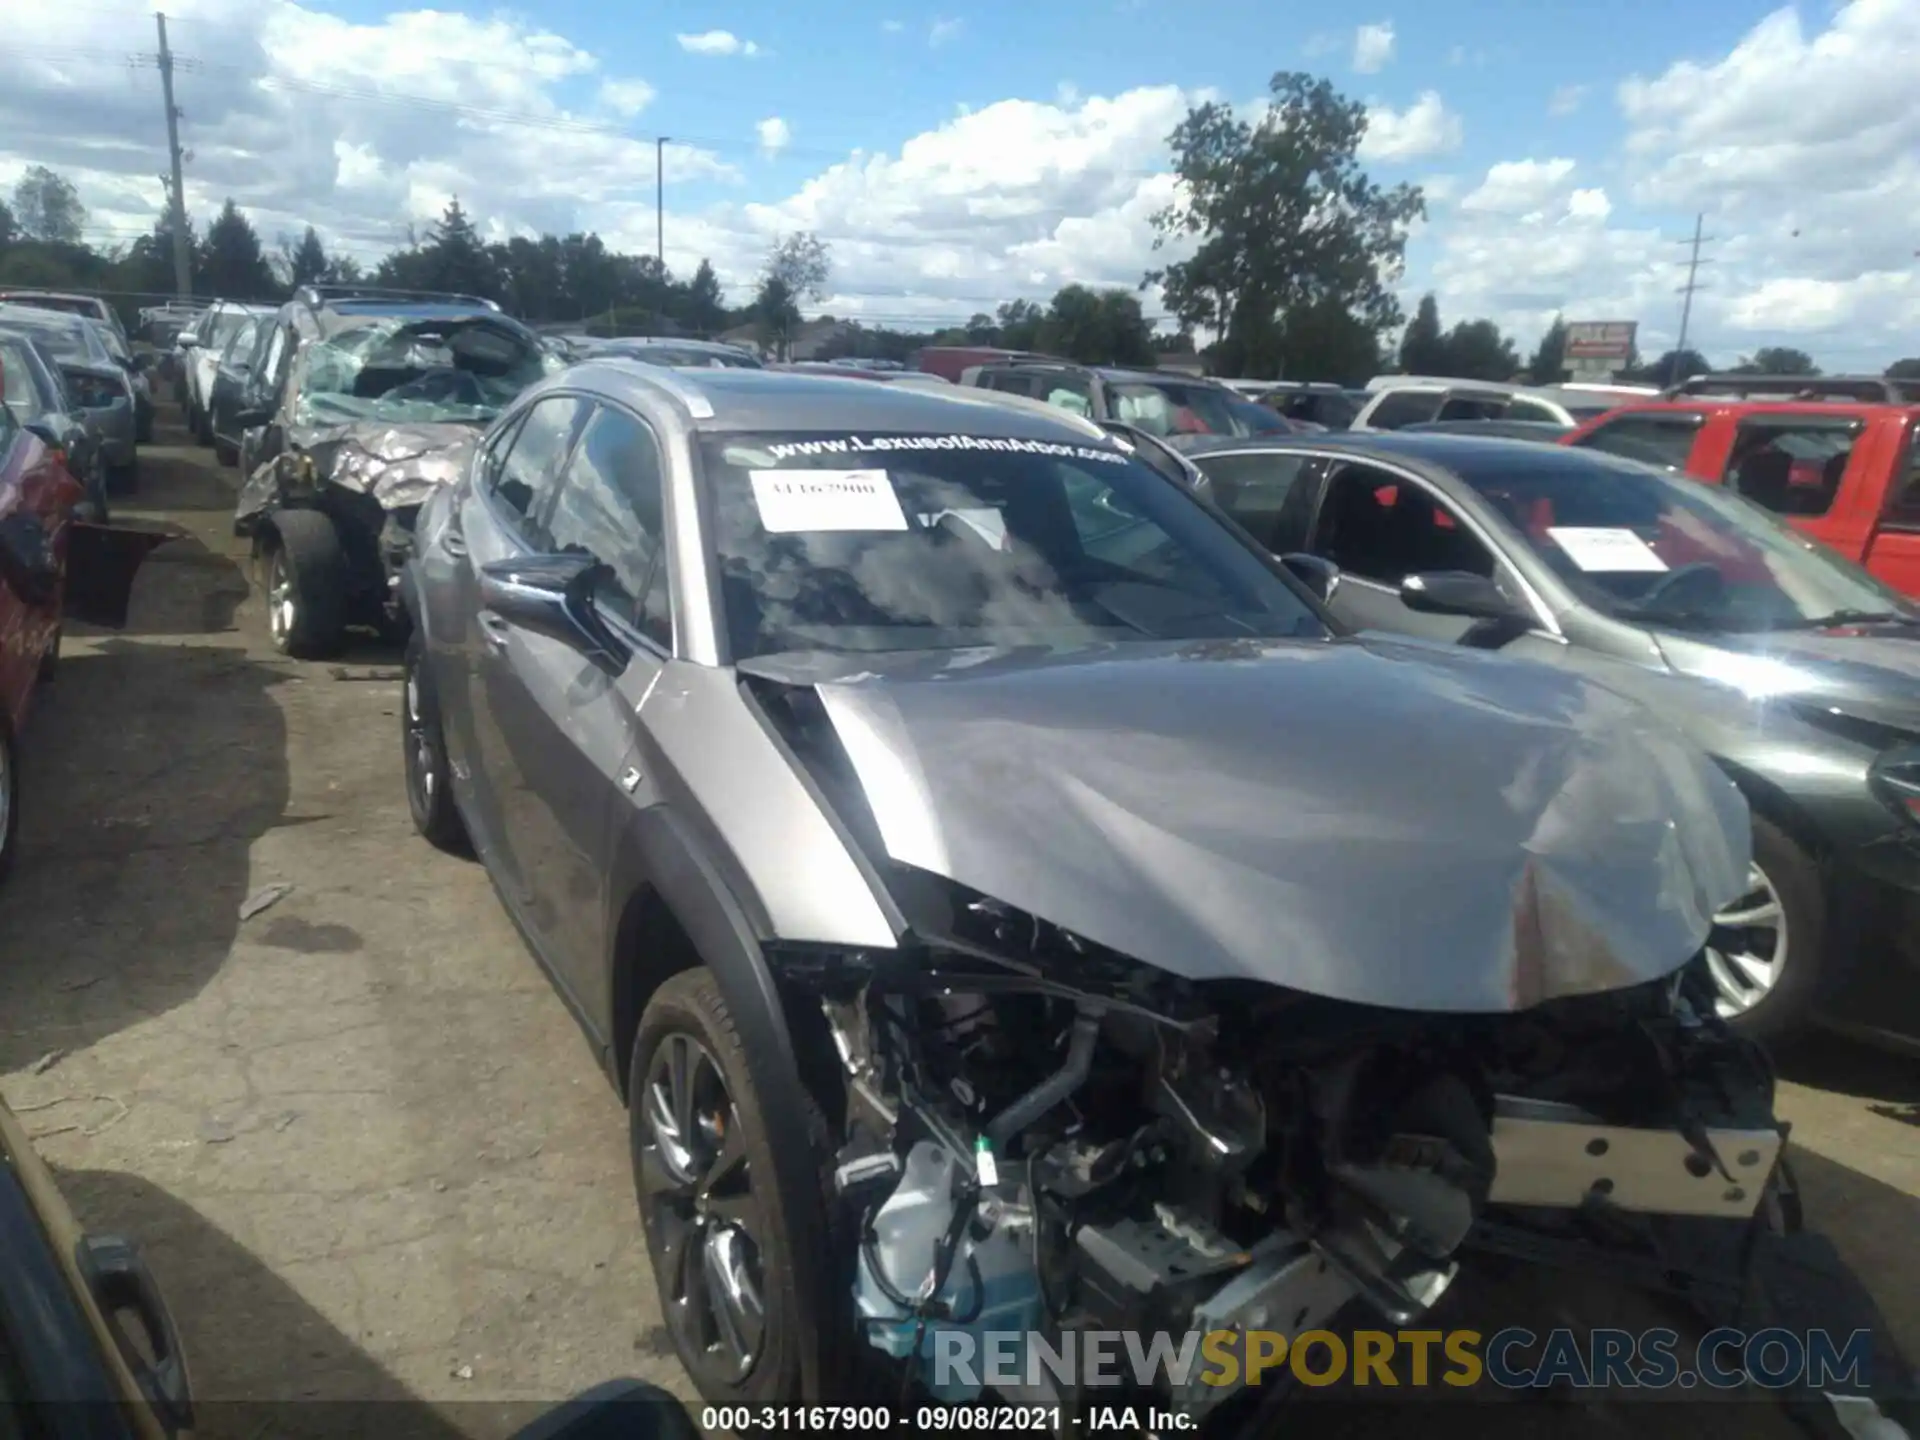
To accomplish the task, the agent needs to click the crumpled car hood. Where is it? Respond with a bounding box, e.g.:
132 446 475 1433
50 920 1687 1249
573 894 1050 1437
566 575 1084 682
235 421 479 524
754 636 1750 1012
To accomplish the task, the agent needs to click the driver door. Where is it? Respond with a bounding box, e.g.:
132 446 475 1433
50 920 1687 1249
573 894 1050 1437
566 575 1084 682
1306 462 1526 644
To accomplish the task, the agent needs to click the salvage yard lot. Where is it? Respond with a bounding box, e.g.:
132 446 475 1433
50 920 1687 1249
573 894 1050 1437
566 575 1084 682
2 412 1918 1438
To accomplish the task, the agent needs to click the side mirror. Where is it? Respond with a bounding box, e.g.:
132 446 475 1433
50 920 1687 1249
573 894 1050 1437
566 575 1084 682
0 512 61 608
1279 551 1341 603
1400 570 1518 620
478 553 630 674
25 421 63 451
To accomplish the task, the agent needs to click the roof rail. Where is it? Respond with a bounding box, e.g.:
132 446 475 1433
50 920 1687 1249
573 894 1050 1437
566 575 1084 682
1663 373 1909 403
294 283 503 313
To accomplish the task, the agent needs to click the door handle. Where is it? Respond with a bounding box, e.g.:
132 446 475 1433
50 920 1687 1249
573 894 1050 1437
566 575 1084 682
443 528 468 558
478 611 511 650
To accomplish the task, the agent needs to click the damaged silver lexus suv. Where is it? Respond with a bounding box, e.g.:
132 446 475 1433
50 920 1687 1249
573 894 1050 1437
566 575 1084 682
399 363 1875 1430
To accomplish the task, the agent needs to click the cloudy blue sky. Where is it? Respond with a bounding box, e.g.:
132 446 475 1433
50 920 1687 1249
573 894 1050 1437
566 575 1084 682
4 0 1917 366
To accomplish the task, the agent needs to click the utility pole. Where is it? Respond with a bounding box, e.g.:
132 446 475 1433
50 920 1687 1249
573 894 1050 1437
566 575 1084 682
1673 212 1713 361
655 135 669 272
156 13 193 298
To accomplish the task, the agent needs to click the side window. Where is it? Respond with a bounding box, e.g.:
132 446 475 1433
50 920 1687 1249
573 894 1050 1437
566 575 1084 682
0 347 32 425
254 326 288 390
1362 390 1444 430
984 370 1034 396
1436 393 1506 421
1572 414 1701 471
491 395 587 539
1311 465 1496 584
1724 421 1859 520
1194 452 1308 551
1883 437 1920 530
1041 374 1094 418
1505 397 1561 423
543 404 673 650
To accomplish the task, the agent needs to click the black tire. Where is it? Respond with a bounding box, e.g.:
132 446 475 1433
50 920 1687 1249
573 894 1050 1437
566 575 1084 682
263 510 347 659
0 720 18 893
195 407 213 446
1710 815 1827 1046
402 630 469 854
631 969 831 1406
213 436 238 467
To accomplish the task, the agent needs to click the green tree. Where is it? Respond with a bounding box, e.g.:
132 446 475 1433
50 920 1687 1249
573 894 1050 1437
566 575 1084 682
1742 345 1819 376
1887 358 1920 381
681 258 728 335
996 299 1045 350
756 233 831 358
1279 298 1382 384
1398 294 1447 374
754 273 799 358
1147 72 1423 377
0 200 15 249
414 198 500 300
284 225 332 288
198 198 278 299
1038 284 1156 366
1441 319 1520 381
10 166 87 245
1527 315 1568 385
1636 348 1711 386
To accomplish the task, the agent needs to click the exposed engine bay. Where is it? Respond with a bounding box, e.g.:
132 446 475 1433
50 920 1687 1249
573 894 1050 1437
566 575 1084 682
781 887 1787 1423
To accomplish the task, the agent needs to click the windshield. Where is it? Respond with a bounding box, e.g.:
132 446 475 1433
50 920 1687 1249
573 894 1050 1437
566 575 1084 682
1225 397 1292 434
0 310 101 365
0 294 97 322
0 341 47 422
294 319 554 426
1108 380 1255 439
205 310 251 351
700 430 1327 660
1462 451 1917 632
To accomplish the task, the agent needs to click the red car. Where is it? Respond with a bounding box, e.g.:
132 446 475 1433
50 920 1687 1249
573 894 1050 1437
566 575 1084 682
0 349 163 888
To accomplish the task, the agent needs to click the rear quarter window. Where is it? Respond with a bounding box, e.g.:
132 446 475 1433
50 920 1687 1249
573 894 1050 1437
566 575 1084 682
1363 390 1444 429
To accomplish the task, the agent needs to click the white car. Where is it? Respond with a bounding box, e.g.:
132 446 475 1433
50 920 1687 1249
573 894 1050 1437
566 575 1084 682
182 301 275 443
1352 375 1648 431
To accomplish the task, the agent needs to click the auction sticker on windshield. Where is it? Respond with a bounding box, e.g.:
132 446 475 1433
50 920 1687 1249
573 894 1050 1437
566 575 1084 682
1546 526 1669 573
750 468 909 533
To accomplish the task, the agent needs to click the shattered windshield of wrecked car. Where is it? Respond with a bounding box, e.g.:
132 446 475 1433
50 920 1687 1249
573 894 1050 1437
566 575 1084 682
294 320 553 427
701 431 1330 659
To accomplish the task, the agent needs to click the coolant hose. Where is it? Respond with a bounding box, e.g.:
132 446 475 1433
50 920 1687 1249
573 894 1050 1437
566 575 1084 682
986 1004 1103 1149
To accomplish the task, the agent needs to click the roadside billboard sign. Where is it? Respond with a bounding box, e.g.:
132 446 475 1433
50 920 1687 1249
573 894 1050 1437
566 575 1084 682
1564 321 1637 380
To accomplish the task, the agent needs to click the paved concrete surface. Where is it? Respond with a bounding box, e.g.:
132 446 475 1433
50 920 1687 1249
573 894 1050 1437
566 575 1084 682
1 409 1916 1440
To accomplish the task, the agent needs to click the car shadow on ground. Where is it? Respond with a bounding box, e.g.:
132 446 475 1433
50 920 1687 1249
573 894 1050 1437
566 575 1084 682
55 1166 669 1440
0 638 291 1076
71 528 253 639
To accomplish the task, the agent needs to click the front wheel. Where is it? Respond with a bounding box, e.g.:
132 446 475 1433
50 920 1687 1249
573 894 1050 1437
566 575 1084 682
631 970 823 1406
1702 815 1826 1045
263 511 347 659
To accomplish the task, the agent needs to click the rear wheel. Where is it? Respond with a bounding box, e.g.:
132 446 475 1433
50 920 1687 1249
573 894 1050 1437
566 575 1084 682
1703 816 1826 1045
213 435 238 467
263 511 347 659
402 630 468 853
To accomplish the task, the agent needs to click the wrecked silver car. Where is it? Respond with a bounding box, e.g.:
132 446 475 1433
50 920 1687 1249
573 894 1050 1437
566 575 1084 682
234 294 555 656
398 368 1908 1431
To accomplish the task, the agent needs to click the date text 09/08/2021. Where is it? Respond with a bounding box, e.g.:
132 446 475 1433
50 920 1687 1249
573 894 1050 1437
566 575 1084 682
701 1407 1064 1433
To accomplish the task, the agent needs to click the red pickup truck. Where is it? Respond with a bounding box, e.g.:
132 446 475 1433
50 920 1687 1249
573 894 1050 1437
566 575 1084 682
1561 400 1920 595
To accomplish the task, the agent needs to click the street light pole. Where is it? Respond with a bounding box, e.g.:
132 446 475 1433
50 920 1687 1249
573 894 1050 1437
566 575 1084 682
656 135 669 272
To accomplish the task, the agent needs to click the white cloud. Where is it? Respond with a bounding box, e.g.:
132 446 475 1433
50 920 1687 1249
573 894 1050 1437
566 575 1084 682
1352 22 1395 75
598 79 657 117
1359 93 1464 161
1459 158 1577 214
756 117 792 156
1566 187 1611 222
1547 84 1588 117
929 17 964 46
676 29 761 57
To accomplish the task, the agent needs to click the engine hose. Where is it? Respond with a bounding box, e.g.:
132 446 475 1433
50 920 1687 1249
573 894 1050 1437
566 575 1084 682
986 1004 1103 1150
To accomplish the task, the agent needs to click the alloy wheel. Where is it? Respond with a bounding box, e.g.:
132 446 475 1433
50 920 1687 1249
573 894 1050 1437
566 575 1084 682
267 549 296 645
1703 863 1788 1018
636 1032 768 1387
